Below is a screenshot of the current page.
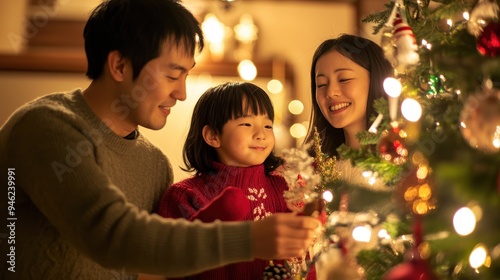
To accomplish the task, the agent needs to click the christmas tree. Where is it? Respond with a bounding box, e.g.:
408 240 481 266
292 0 500 279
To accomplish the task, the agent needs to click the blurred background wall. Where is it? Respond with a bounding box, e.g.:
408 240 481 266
0 0 387 182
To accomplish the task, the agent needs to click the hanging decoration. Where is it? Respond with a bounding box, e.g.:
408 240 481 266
419 73 446 96
476 22 500 57
467 0 499 37
379 0 420 69
466 0 500 57
377 124 409 165
459 87 500 154
384 214 437 280
392 13 420 68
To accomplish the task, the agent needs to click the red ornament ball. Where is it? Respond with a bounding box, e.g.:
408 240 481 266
384 258 437 280
377 126 409 165
459 89 500 154
477 22 500 57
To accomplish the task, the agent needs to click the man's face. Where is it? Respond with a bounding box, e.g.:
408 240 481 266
120 41 195 131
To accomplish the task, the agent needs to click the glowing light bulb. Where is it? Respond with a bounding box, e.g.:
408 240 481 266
322 190 333 202
384 78 402 121
463 12 470 21
453 207 476 236
267 79 283 94
383 77 402 97
378 229 390 239
288 100 304 115
469 244 488 269
237 59 257 81
202 13 225 44
493 126 500 148
401 98 422 122
290 123 307 138
234 14 258 43
352 225 371 242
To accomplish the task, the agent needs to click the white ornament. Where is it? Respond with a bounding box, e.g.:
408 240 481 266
393 13 420 67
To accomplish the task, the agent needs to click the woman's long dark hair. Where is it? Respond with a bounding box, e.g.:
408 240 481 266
305 34 394 157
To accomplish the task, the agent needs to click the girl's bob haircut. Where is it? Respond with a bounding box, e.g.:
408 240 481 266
183 82 283 174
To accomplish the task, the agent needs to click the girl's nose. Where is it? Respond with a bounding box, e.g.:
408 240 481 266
254 128 266 140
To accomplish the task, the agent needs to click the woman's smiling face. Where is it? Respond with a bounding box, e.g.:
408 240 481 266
315 50 370 134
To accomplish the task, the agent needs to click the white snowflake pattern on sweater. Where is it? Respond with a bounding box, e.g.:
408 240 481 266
247 187 270 220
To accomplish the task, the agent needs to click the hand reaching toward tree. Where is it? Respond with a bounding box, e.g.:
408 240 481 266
251 213 320 260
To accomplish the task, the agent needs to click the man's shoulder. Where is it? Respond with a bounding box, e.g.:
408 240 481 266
0 89 92 143
5 90 83 124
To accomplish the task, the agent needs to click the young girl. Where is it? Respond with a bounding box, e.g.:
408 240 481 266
305 34 394 157
157 82 292 279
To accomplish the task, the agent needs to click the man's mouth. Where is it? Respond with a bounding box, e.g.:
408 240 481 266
159 105 171 114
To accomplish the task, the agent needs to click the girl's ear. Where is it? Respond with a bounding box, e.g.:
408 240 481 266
107 50 130 82
202 125 221 148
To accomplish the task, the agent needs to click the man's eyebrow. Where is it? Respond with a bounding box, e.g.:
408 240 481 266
167 62 196 72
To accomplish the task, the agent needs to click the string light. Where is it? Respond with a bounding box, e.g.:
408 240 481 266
289 123 307 139
401 98 422 122
288 100 304 115
469 244 489 269
453 207 476 236
322 190 333 202
352 225 372 242
267 79 283 94
237 59 257 81
383 77 402 121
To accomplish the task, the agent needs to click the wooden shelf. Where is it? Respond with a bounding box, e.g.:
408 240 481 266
0 18 294 84
0 49 293 83
0 48 86 73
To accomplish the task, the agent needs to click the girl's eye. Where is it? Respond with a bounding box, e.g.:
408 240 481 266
265 125 273 129
239 123 251 126
316 83 326 89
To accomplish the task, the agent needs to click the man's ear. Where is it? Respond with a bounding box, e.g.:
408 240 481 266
107 50 129 82
202 125 221 148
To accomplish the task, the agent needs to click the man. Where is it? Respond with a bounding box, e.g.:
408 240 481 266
0 0 318 279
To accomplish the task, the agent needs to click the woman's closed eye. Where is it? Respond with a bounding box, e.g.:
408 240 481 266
317 83 327 89
339 78 353 83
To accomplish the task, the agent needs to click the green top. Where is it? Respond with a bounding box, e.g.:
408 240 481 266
0 89 252 279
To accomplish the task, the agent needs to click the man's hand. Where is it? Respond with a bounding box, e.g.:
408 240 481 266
251 213 320 260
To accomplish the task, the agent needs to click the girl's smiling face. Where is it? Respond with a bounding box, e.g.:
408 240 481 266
212 112 275 167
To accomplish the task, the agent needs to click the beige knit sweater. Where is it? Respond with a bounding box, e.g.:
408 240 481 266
0 89 252 279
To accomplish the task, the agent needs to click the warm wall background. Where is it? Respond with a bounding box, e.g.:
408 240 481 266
0 0 387 182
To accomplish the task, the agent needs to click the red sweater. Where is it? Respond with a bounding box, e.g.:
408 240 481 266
157 162 290 279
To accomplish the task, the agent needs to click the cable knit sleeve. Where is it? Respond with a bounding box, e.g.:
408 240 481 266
1 107 253 277
158 182 202 220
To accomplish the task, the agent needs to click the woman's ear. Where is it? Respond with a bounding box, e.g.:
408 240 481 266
107 50 130 82
202 125 221 148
